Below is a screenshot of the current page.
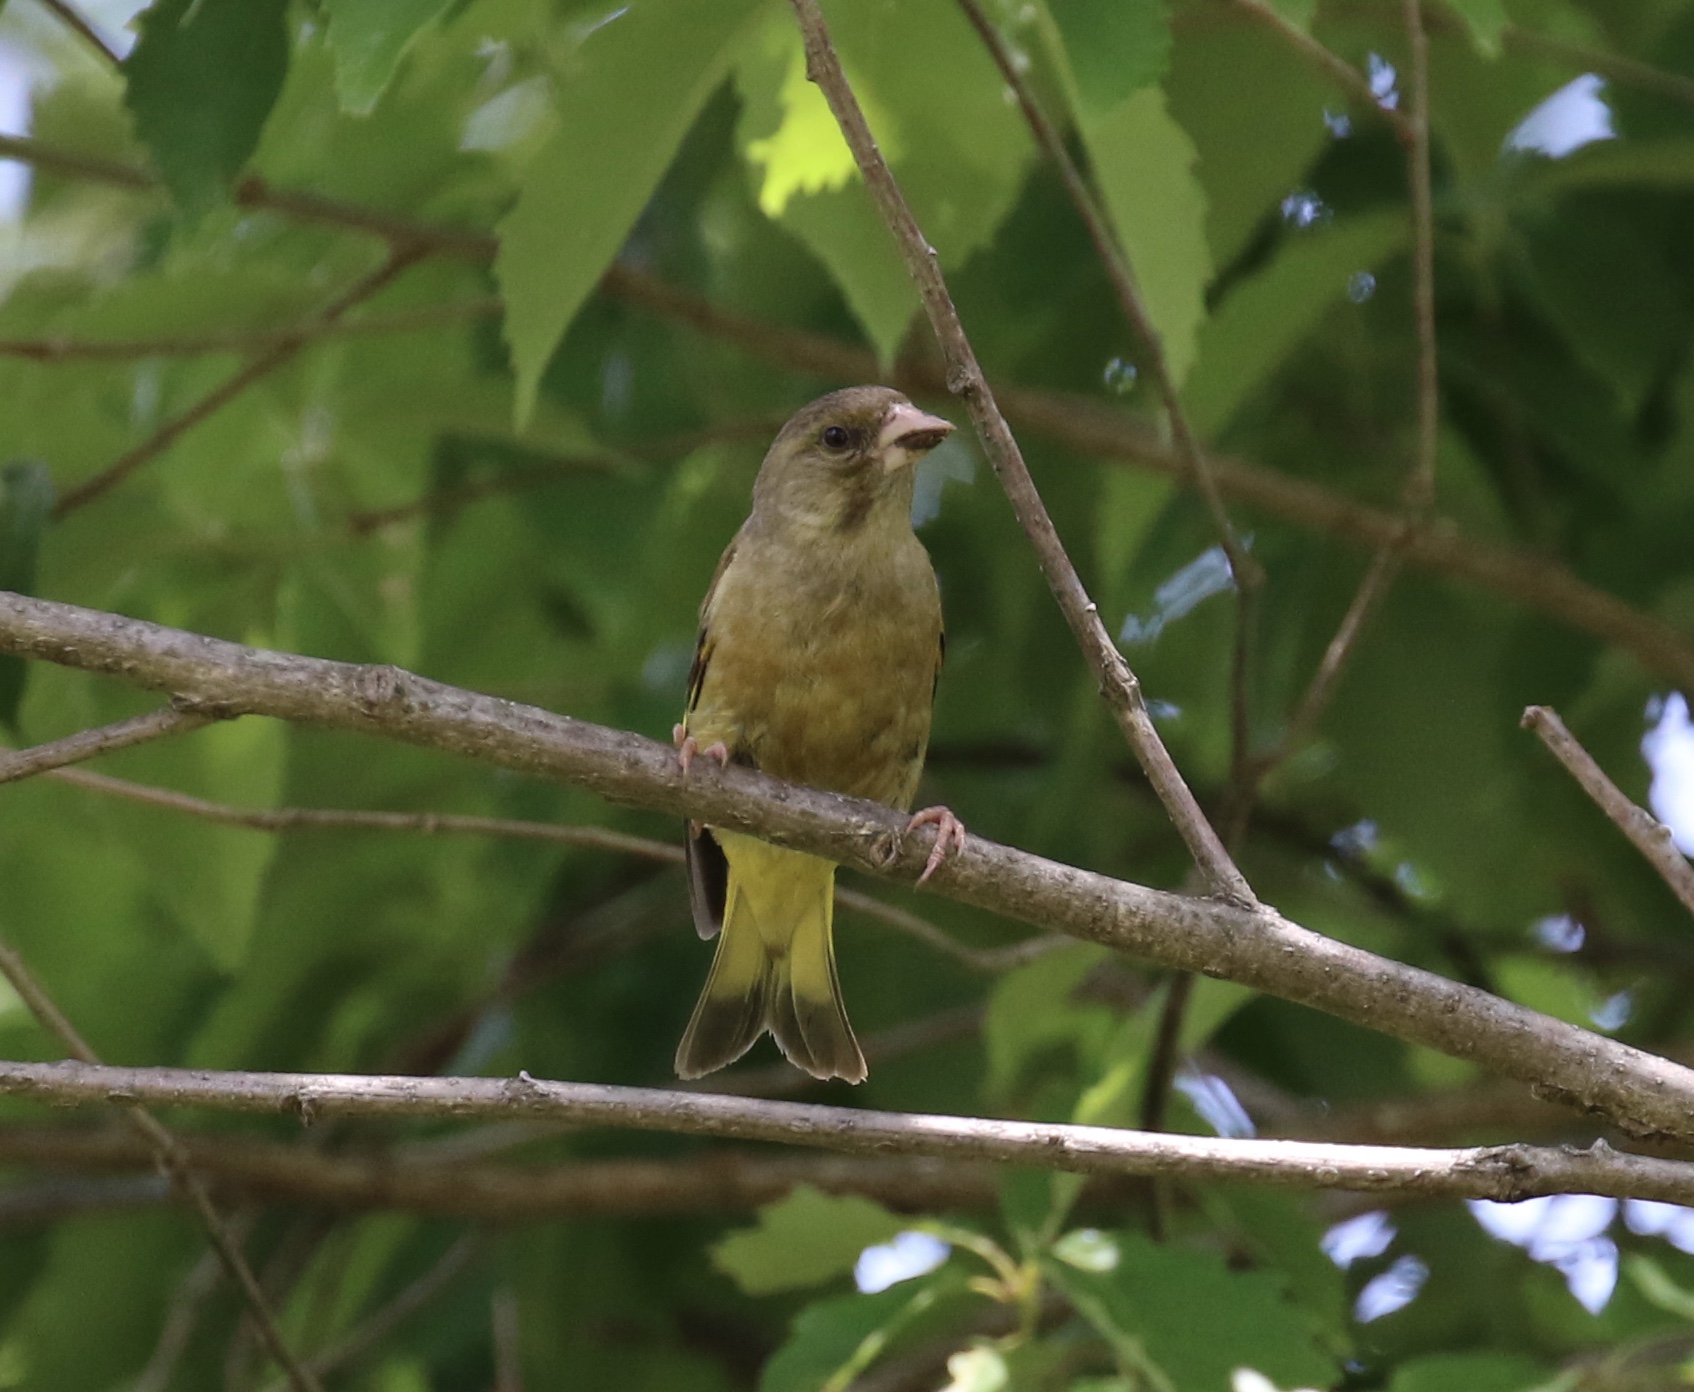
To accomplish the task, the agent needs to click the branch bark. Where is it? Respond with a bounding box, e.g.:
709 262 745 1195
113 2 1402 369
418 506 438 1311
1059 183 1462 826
1523 705 1694 919
2 1059 1693 1204
5 591 1694 1139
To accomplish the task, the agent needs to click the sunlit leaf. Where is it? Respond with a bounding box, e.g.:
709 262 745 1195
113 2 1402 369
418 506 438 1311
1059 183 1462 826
712 1187 905 1296
323 0 454 116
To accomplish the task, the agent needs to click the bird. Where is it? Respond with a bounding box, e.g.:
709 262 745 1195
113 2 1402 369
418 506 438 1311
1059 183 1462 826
672 385 967 1084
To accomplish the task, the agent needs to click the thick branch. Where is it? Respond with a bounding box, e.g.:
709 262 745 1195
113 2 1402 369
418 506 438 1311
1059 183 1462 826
5 592 1694 1138
1 1060 1692 1204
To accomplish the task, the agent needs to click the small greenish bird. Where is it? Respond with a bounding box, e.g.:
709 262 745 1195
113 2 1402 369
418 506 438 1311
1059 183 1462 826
673 386 966 1083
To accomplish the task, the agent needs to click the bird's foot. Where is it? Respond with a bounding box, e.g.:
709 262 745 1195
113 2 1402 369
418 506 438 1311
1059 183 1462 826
673 724 729 774
906 805 967 885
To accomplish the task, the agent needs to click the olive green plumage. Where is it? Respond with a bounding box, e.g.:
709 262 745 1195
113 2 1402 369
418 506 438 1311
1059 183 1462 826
674 386 954 1083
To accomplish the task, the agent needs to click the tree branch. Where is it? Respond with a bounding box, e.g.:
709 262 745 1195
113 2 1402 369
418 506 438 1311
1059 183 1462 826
0 703 212 784
0 937 324 1392
1225 0 1412 141
785 0 1253 905
1522 705 1694 919
34 0 122 68
0 298 502 362
5 591 1694 1138
52 247 427 518
1401 0 1439 510
2 1058 1693 1204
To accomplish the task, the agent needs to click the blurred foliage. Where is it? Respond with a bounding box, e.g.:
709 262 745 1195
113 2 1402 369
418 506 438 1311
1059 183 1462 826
1 0 1693 1387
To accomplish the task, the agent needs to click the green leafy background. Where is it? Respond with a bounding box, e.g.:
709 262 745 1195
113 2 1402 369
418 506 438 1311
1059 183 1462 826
1 0 1693 1387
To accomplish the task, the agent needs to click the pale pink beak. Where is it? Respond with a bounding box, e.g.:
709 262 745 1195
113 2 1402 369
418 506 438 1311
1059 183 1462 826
877 400 954 470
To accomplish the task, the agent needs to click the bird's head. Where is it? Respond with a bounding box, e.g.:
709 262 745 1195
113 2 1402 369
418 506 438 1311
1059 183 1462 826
751 386 955 537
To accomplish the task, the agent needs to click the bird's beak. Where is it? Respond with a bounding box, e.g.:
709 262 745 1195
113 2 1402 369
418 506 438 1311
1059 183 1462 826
877 402 955 472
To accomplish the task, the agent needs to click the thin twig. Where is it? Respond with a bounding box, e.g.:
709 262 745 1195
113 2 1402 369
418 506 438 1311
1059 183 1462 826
3 130 1692 690
253 1234 486 1392
8 591 1694 1138
1522 706 1694 919
33 0 122 68
954 0 1258 589
52 247 427 517
0 937 325 1392
1402 0 1438 510
0 704 212 785
492 1287 523 1392
133 1216 259 1392
46 764 1051 972
0 299 503 362
1225 0 1413 141
9 1057 1694 1203
785 0 1253 906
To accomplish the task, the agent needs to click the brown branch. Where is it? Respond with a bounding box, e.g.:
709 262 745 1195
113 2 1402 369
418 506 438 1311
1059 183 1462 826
785 0 1254 906
6 593 1694 1139
3 132 1691 692
1522 705 1694 919
6 1058 1694 1204
954 0 1258 590
0 298 502 362
1225 0 1413 140
0 937 324 1392
35 0 122 68
0 703 212 785
491 1287 523 1392
46 764 1051 973
52 247 427 518
134 1228 251 1392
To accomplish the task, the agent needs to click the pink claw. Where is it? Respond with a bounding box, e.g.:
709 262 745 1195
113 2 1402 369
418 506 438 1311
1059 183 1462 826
907 805 967 885
673 725 728 774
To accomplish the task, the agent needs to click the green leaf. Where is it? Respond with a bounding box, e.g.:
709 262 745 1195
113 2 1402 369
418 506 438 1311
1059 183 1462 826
1044 0 1170 113
760 1280 947 1392
1048 1233 1336 1392
498 0 767 426
1626 1254 1694 1321
124 0 290 213
323 0 454 116
941 1344 1009 1392
712 1187 905 1296
1183 210 1406 436
1386 1351 1548 1391
0 461 53 731
1079 87 1211 389
1447 0 1510 57
984 943 1111 1101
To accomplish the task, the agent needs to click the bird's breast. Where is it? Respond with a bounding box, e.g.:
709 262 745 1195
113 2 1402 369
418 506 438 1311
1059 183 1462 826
692 536 940 809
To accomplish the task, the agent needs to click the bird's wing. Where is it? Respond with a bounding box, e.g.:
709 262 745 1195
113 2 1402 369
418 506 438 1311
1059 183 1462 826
683 536 740 940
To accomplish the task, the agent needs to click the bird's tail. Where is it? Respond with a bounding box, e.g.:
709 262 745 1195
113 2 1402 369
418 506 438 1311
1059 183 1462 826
674 833 866 1083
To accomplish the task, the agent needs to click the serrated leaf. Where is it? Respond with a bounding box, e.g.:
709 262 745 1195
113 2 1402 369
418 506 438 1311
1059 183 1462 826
124 0 290 213
712 1187 905 1296
759 1280 946 1392
1183 210 1406 436
1448 0 1509 57
323 0 454 116
1080 87 1211 390
498 0 766 426
1048 1233 1336 1392
1045 0 1169 113
0 461 53 731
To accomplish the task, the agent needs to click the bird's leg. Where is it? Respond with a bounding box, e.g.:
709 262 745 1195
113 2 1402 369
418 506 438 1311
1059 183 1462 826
673 724 729 774
906 805 967 885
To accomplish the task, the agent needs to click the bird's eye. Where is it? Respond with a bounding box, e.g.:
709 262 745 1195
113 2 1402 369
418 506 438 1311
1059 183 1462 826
821 425 852 451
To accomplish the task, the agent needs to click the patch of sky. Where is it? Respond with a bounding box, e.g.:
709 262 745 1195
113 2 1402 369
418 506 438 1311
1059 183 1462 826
1469 1195 1619 1313
1505 74 1615 159
1322 1211 1396 1269
855 1230 949 1294
1119 543 1242 645
1175 1069 1255 1138
1355 1254 1428 1321
1533 913 1586 953
1643 693 1694 854
912 436 975 528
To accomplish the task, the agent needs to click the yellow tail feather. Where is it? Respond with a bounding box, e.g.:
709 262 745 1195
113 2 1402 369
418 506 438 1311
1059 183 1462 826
674 833 866 1083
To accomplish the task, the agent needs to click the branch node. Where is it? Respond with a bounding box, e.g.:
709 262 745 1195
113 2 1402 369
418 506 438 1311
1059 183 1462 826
169 692 239 721
944 363 978 397
355 664 411 713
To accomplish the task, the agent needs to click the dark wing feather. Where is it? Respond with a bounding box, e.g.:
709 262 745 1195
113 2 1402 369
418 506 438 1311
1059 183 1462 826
681 537 739 940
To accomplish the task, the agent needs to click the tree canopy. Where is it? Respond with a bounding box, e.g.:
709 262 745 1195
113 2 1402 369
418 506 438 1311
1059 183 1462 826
3 0 1694 1389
